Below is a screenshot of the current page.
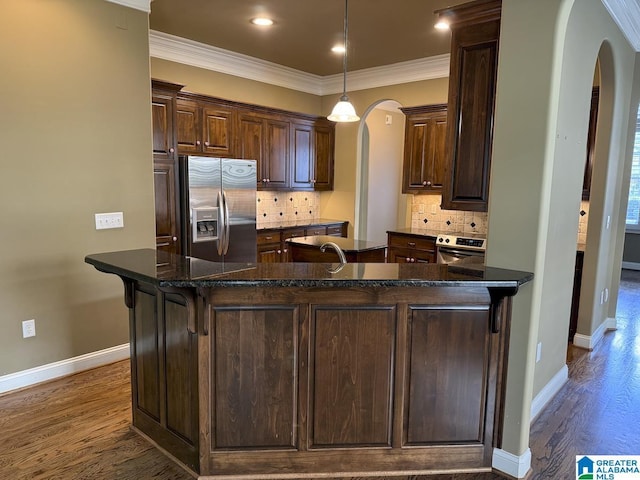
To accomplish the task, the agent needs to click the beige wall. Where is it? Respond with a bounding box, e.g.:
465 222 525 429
0 0 154 375
488 0 637 457
151 58 322 114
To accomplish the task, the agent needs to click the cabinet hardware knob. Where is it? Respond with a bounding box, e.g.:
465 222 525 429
406 257 411 262
196 140 201 145
172 236 177 241
204 141 210 146
169 148 175 153
422 181 427 186
426 181 432 186
408 242 416 247
267 178 271 183
277 249 282 254
262 178 267 183
265 236 272 240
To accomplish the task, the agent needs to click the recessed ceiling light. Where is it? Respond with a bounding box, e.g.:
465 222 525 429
251 17 274 26
331 45 345 54
434 20 450 30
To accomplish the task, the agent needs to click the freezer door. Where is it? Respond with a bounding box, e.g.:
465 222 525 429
221 159 257 263
185 156 223 261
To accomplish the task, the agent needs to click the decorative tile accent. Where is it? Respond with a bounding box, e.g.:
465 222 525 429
410 195 488 235
257 191 321 227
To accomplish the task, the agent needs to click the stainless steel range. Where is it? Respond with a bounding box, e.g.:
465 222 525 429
436 233 486 265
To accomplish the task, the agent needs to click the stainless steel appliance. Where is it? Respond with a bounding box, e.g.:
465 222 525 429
180 156 257 262
436 233 486 265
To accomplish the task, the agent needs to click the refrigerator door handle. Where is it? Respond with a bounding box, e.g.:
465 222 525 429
216 191 225 256
222 190 231 255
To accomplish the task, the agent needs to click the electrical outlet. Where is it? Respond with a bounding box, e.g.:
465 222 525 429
95 212 124 230
600 290 605 305
22 319 36 338
536 342 542 363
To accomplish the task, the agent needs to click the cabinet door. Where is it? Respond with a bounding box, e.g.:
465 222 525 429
401 105 447 193
151 93 176 162
238 114 265 184
442 18 500 211
405 306 490 444
429 113 447 189
154 161 179 256
176 99 201 153
313 123 335 190
202 104 235 157
290 122 314 189
264 119 290 189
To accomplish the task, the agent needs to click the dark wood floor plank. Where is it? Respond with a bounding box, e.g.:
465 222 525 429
1 269 639 479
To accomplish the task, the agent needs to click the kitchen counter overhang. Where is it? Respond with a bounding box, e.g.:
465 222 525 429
85 248 533 479
86 248 531 290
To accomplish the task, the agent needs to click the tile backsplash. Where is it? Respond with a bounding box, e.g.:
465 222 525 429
578 200 589 245
410 195 488 235
257 191 321 228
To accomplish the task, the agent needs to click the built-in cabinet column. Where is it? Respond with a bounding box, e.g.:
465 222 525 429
151 80 182 256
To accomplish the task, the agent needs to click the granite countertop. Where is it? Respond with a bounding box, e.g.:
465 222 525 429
285 235 386 253
258 218 347 231
85 249 533 290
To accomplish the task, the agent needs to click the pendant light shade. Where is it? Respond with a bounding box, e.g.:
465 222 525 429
328 0 359 123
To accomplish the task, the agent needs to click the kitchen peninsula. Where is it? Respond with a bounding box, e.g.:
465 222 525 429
85 249 532 479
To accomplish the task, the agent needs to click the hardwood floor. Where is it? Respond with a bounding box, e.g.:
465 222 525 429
1 269 639 480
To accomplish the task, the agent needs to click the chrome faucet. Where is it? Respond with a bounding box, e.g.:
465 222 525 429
320 241 347 265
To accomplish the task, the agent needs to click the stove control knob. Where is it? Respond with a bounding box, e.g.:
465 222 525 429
438 237 443 243
445 238 450 243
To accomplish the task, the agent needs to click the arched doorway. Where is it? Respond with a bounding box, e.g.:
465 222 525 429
354 99 408 243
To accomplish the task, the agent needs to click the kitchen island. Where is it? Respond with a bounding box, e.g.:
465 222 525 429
85 249 532 479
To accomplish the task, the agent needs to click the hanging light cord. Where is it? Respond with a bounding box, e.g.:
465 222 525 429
341 0 349 98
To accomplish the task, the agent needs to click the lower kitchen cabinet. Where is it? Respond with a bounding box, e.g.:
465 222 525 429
258 221 348 263
387 231 436 264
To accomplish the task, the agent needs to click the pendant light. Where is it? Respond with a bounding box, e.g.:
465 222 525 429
328 0 360 122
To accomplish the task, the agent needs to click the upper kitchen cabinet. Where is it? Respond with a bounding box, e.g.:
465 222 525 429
582 87 600 200
437 0 501 212
238 111 290 190
401 104 447 193
151 80 181 162
290 119 335 191
176 94 236 157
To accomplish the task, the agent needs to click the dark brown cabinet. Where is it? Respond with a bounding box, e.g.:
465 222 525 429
401 104 447 193
176 97 235 157
151 80 182 256
387 231 436 264
287 119 335 191
238 112 290 189
437 0 501 212
258 222 347 263
569 250 584 342
583 87 600 200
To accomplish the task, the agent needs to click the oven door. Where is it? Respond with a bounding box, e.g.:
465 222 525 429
437 246 485 265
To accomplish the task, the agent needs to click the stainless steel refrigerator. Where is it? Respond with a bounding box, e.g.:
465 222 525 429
180 156 257 263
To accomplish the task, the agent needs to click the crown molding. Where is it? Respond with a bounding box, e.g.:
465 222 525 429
149 30 450 96
105 0 151 13
601 0 640 51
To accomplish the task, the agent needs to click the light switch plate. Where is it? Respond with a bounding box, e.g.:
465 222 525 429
95 212 124 230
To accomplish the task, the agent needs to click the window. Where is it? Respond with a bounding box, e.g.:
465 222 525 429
626 105 640 231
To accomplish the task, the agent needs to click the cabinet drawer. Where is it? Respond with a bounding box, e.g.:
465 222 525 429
306 226 327 236
257 232 281 245
282 228 306 241
326 224 346 237
388 234 435 252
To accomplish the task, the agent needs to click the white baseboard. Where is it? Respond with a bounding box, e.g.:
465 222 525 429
0 343 130 395
492 447 531 478
573 317 617 350
530 365 568 422
622 261 640 271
